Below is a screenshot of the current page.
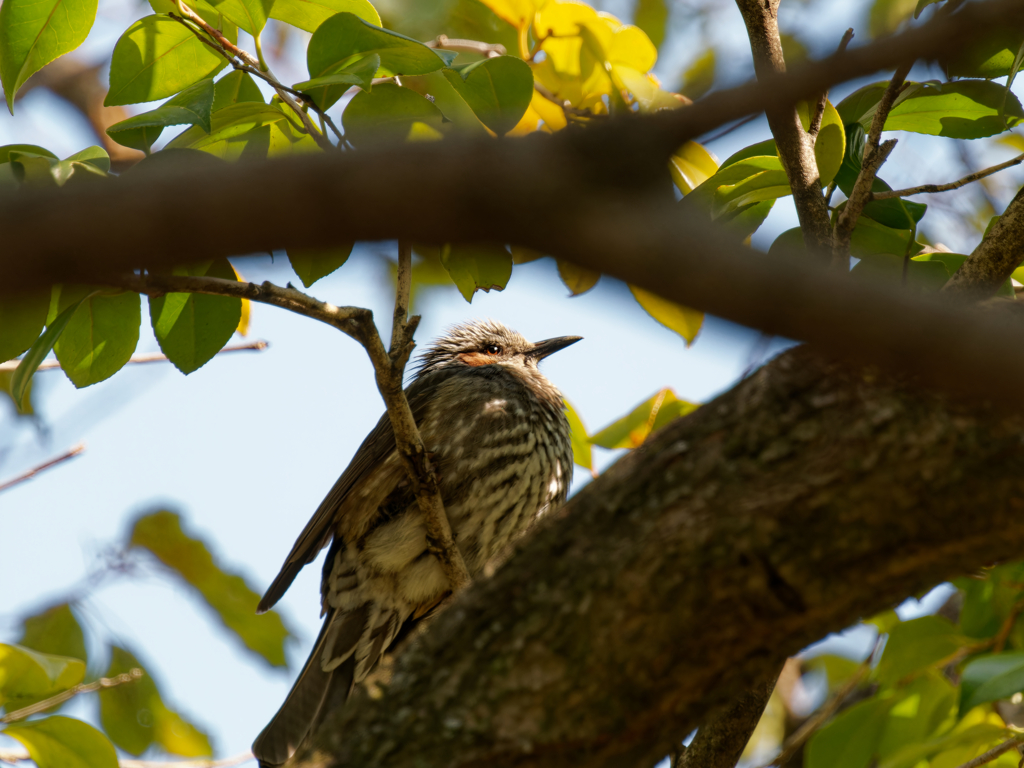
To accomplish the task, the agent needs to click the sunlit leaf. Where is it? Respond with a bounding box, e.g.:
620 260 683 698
53 290 141 388
165 102 289 154
288 245 354 287
212 71 265 111
0 0 98 113
440 243 513 302
19 604 87 667
106 14 236 107
878 673 957 760
294 53 379 95
874 616 966 686
806 697 892 768
150 259 242 375
99 646 212 757
590 387 698 449
563 398 592 470
480 0 534 29
107 79 215 153
342 83 445 145
10 296 89 410
128 510 292 667
630 285 703 345
404 70 490 134
942 29 1024 79
884 81 1024 139
5 716 117 768
444 56 534 135
669 140 718 195
270 0 378 32
556 260 599 295
0 644 85 711
207 0 273 35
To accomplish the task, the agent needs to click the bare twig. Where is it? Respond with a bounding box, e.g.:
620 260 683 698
427 35 505 58
0 444 85 494
701 114 759 143
0 340 268 373
0 668 142 723
833 62 912 268
873 152 1024 200
809 29 854 138
948 735 1024 768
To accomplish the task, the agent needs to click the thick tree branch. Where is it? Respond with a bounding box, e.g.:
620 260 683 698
678 676 778 768
734 0 832 262
944 186 1024 296
872 152 1024 200
293 343 1024 768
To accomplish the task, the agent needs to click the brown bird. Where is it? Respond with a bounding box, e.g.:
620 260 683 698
252 319 580 766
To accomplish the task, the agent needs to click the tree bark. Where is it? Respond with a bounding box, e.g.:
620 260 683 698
294 345 1024 768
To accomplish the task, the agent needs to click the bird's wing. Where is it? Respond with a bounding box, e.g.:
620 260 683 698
257 371 448 614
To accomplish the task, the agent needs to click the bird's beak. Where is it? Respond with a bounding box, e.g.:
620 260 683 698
528 336 582 360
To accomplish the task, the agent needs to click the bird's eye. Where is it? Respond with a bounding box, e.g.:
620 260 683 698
485 344 502 355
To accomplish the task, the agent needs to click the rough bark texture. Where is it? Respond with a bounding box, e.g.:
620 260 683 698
679 676 778 768
294 346 1024 768
946 187 1024 296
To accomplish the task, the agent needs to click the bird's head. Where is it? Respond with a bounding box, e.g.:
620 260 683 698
414 319 581 377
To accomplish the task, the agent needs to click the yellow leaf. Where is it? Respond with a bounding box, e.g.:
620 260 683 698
477 0 535 28
669 141 718 194
797 99 846 187
630 285 703 345
562 398 592 471
556 260 600 295
527 86 568 130
606 23 657 71
230 263 250 337
407 121 445 141
996 132 1024 152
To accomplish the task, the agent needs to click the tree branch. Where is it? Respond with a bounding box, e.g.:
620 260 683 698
951 736 1024 768
809 29 855 139
295 343 1024 768
833 62 912 268
734 0 832 262
0 443 86 494
679 675 779 768
873 152 1024 200
944 185 1024 296
426 35 506 58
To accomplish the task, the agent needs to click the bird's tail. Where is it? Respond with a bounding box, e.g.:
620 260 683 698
251 605 368 768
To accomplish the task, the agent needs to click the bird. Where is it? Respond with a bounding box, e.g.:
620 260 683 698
251 319 581 767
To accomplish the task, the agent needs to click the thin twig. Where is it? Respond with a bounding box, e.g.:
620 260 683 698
426 35 505 58
948 735 1024 768
0 748 253 767
0 340 268 373
0 443 85 494
0 668 142 723
833 62 912 267
873 153 1024 200
810 29 854 138
701 114 758 144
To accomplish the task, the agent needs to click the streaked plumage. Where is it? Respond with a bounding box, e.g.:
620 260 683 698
252 320 580 767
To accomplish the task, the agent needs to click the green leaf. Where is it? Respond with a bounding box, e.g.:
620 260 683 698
848 216 924 259
342 83 445 146
53 290 141 388
149 259 241 375
767 226 806 257
0 644 85 710
687 155 783 213
270 0 378 33
10 296 88 410
8 148 109 187
128 510 292 667
207 0 273 35
0 144 57 162
806 697 892 768
960 651 1024 715
630 285 703 345
293 53 379 95
165 102 288 154
106 14 236 107
443 56 534 135
287 245 354 288
718 199 775 241
440 243 513 302
836 82 888 126
403 70 488 134
212 71 264 111
669 140 719 195
796 98 845 186
874 616 967 686
878 673 958 761
590 388 698 449
563 398 592 471
851 254 948 291
679 48 714 100
107 79 215 153
806 654 863 690
0 370 34 416
879 722 1010 768
0 289 49 363
719 140 776 169
556 260 600 295
868 0 918 37
942 29 1024 79
99 646 212 757
885 81 1024 139
5 716 117 768
0 0 98 113
19 605 87 666
307 13 454 109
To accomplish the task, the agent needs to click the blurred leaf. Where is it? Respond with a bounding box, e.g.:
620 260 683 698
0 144 58 163
230 263 251 336
806 654 864 690
150 260 241 375
958 562 1024 639
165 102 289 154
718 199 775 240
943 29 1024 79
563 399 592 470
403 69 489 134
590 388 698 449
511 245 544 264
632 0 667 51
128 510 291 667
0 0 97 113
669 140 718 195
270 0 378 32
914 0 944 17
440 243 513 302
19 604 87 666
778 32 807 65
0 644 85 711
444 56 534 135
0 370 34 416
837 82 888 126
342 83 445 145
212 71 265 110
288 245 354 287
868 0 917 37
679 49 715 101
5 716 117 768
107 79 216 153
11 296 89 411
54 290 141 388
879 720 1010 768
874 616 967 686
0 289 49 363
806 697 892 768
885 81 1024 139
630 285 703 345
556 260 599 295
480 0 534 29
851 254 948 291
915 254 1013 296
106 15 235 107
99 646 212 757
960 651 1024 715
878 673 958 760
